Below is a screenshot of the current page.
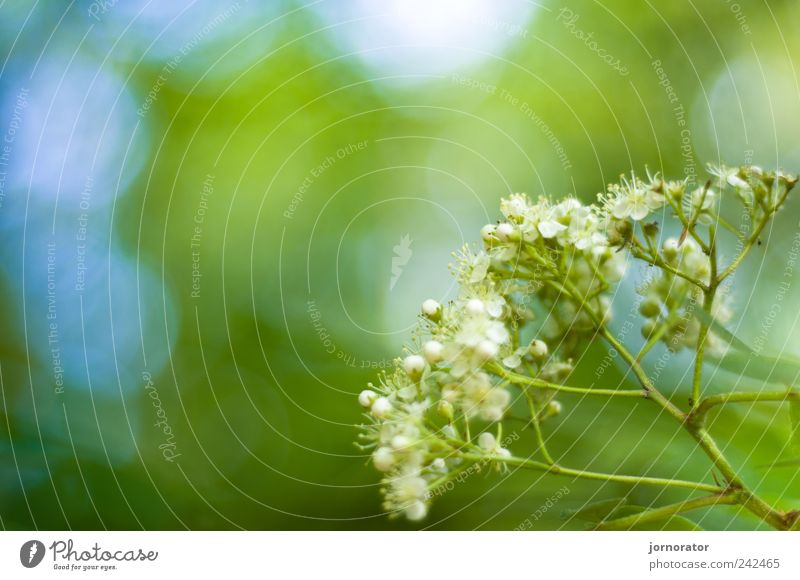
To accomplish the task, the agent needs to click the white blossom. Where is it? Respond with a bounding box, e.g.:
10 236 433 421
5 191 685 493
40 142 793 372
358 389 377 408
403 355 426 379
371 397 392 418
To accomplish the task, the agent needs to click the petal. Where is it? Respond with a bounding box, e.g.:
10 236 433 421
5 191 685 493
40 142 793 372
630 202 650 221
612 199 631 219
537 220 567 238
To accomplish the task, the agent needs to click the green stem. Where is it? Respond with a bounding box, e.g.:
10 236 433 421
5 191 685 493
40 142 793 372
598 328 686 422
598 327 788 527
490 364 645 399
595 493 740 530
630 244 708 290
636 318 672 362
690 390 799 425
523 387 555 464
692 234 717 408
668 194 711 253
718 211 771 281
712 213 746 241
458 453 724 494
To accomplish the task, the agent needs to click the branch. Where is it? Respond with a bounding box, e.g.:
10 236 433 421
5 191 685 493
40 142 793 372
594 493 740 530
458 453 724 494
689 389 799 426
489 364 646 399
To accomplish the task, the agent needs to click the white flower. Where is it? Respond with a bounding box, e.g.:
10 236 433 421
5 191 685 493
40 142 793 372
461 373 510 421
358 389 377 408
558 204 605 250
502 346 528 369
478 432 511 458
538 218 567 238
385 474 429 520
500 193 529 221
404 500 427 521
476 339 499 361
485 295 505 318
465 298 485 315
391 435 412 449
421 298 441 319
611 179 665 221
532 203 568 239
371 397 392 418
708 164 749 189
373 447 395 472
495 222 516 241
468 252 491 284
403 355 426 379
422 340 444 363
453 312 509 351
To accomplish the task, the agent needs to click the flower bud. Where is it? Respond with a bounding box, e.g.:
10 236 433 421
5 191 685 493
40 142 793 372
441 424 458 439
665 181 684 202
607 219 632 246
391 435 411 449
437 399 454 421
403 355 426 379
421 299 442 321
638 296 661 318
642 220 659 239
529 339 548 359
547 400 562 416
422 340 444 363
480 224 496 242
358 389 378 408
371 397 392 418
373 447 395 472
662 238 679 260
478 432 497 451
495 222 518 242
431 458 447 472
465 298 485 315
641 319 658 339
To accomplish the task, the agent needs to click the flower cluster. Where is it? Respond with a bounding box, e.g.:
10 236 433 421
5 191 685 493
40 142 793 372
356 163 796 522
709 163 798 215
638 236 731 353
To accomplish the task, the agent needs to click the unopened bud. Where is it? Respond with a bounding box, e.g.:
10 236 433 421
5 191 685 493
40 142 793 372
358 389 378 408
423 340 444 364
529 339 548 359
437 400 454 421
403 355 426 379
422 299 442 321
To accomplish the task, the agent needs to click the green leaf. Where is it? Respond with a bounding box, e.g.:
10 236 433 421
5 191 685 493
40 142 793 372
694 308 752 353
592 502 703 531
763 458 800 468
562 497 628 523
709 350 800 386
695 308 800 385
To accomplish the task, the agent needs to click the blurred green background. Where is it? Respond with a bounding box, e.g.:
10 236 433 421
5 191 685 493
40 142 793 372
0 0 799 530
